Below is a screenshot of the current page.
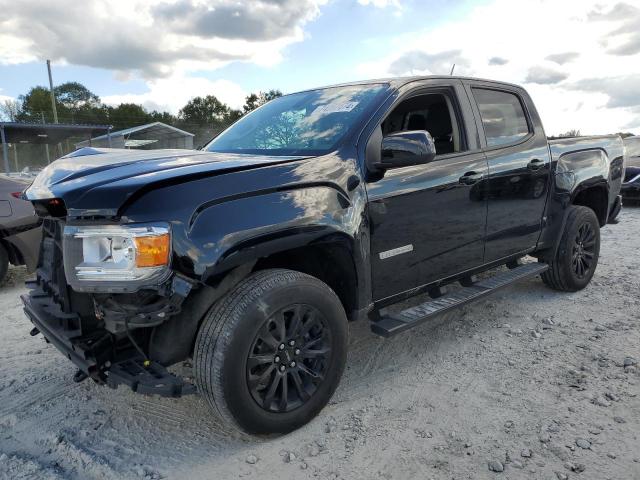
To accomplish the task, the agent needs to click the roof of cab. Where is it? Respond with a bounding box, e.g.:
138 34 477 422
293 75 524 94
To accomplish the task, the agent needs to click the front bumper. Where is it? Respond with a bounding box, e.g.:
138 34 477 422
22 280 113 380
22 280 196 397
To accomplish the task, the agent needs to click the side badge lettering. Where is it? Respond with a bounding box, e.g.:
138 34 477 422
379 244 414 260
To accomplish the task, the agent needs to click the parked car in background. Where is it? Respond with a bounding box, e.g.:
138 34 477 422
0 175 41 283
622 136 640 202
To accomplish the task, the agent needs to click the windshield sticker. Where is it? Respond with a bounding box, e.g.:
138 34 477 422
313 101 359 115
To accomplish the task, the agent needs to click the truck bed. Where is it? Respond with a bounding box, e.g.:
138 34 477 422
548 134 625 163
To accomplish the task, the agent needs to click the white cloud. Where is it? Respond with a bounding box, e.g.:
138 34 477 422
0 88 15 104
356 0 640 135
0 0 326 78
358 0 402 14
358 0 400 6
0 0 327 116
102 75 247 113
524 66 569 85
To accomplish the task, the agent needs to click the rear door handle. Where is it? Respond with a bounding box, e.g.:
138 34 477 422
458 171 483 185
527 158 545 171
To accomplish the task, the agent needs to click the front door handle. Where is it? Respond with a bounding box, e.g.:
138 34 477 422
527 158 545 171
459 171 483 185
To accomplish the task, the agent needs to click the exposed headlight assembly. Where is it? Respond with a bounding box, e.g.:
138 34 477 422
63 224 171 292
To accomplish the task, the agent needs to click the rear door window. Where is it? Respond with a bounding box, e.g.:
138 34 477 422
472 88 530 147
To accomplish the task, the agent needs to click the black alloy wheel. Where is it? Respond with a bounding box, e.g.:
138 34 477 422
194 269 348 434
247 304 331 413
541 205 600 292
571 222 596 279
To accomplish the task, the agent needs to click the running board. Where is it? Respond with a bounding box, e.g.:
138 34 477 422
371 263 549 338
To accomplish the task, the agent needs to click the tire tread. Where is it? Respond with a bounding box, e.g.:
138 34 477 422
541 205 599 292
194 268 344 433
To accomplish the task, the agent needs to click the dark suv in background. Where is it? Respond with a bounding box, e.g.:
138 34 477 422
0 175 41 283
622 136 640 202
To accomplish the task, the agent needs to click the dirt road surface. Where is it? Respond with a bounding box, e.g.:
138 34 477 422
1 207 639 480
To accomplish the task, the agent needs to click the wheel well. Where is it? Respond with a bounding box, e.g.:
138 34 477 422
572 186 608 226
253 243 358 320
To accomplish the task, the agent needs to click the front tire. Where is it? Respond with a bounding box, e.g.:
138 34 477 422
194 269 348 434
541 205 600 292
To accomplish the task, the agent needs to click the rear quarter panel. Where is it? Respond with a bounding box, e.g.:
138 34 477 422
549 135 624 204
536 135 623 257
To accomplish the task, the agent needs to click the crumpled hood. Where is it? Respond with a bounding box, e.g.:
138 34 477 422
25 147 306 214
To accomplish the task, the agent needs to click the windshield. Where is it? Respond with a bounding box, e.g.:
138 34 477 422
205 84 387 156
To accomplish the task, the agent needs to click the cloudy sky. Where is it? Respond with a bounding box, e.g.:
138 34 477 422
1 0 639 135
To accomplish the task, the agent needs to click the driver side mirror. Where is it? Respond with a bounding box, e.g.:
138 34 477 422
376 130 437 169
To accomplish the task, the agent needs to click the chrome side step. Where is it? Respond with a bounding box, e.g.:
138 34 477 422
370 262 549 338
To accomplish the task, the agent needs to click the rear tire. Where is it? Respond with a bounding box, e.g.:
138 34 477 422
541 205 600 292
0 243 8 284
194 269 348 434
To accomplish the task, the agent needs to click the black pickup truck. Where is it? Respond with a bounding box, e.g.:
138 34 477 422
22 76 625 434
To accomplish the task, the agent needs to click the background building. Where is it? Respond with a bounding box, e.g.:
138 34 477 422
76 122 194 150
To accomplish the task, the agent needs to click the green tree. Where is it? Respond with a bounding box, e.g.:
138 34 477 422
17 86 57 122
55 82 100 111
0 99 21 121
558 129 581 138
149 110 179 125
179 95 233 128
243 89 283 113
17 82 105 124
105 103 152 130
179 95 243 145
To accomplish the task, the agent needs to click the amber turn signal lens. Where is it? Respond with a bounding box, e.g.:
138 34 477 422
134 234 170 268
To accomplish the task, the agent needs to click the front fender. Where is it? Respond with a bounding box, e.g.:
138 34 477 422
121 153 371 307
186 185 358 281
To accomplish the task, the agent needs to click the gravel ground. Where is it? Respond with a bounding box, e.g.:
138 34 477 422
1 206 639 480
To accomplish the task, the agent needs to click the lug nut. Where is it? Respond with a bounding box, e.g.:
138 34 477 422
274 356 280 363
279 343 285 350
294 349 301 355
289 340 296 346
279 365 286 372
290 361 296 368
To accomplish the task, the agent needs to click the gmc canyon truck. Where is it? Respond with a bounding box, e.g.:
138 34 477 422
22 77 624 434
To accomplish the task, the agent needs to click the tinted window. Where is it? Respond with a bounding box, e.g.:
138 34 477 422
206 84 387 156
473 88 530 147
381 92 465 157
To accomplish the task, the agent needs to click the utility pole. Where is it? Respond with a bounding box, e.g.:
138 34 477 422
47 60 59 124
0 125 9 174
450 64 456 75
41 112 51 164
46 59 63 157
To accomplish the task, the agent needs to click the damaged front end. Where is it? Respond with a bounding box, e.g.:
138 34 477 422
21 218 197 397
